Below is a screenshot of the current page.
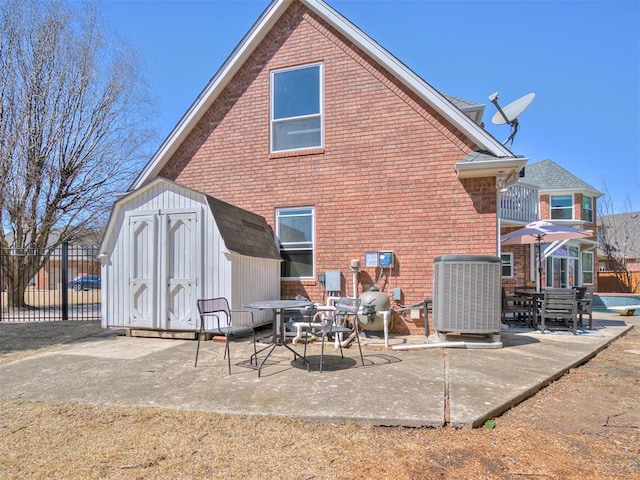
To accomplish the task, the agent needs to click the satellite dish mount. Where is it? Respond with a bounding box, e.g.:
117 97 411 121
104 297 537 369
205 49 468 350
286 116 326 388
488 92 535 146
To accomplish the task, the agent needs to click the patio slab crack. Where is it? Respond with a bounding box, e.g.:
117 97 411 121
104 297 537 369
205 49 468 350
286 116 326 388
443 349 450 426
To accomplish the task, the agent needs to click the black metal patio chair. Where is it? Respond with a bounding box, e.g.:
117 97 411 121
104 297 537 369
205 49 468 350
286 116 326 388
195 297 256 374
303 297 364 372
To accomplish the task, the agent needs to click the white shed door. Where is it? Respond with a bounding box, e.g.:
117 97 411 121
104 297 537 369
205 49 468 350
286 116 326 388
162 212 199 330
127 214 157 328
125 210 200 330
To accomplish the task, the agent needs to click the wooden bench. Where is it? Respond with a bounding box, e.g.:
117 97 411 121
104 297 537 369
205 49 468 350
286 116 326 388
607 305 640 316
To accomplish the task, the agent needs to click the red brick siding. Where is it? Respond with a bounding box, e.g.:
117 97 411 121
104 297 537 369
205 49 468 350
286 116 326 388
501 247 535 295
539 194 550 219
159 3 497 332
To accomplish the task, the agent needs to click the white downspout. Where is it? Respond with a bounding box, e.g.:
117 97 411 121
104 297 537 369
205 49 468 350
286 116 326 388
497 191 502 257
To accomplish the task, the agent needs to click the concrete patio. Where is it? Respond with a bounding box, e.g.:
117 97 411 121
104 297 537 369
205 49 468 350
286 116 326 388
0 311 635 428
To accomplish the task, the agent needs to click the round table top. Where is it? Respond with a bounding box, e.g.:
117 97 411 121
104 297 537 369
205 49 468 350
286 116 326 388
243 299 313 310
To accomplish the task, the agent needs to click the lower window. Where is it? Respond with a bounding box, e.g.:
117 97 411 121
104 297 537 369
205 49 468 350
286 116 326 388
582 251 594 284
501 253 514 278
276 207 314 279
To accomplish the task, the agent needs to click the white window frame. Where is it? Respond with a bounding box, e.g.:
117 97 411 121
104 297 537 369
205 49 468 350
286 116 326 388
550 194 574 220
270 63 324 153
501 252 514 278
582 251 594 285
582 195 594 223
275 207 315 280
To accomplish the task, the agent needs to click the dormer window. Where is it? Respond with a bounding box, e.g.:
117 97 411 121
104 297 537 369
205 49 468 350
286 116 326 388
270 63 323 153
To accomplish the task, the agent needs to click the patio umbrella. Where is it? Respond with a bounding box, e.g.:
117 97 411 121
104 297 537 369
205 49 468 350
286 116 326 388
501 221 593 291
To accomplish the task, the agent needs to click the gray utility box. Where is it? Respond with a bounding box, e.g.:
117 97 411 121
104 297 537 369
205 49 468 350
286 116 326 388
432 255 502 339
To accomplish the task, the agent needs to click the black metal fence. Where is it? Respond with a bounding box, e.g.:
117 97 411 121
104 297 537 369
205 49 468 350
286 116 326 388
0 242 101 322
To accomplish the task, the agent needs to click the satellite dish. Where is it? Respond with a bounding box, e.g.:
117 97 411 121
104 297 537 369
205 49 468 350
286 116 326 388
488 92 535 146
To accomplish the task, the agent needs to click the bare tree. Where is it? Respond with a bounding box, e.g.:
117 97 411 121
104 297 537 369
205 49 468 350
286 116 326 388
597 182 640 293
0 0 153 307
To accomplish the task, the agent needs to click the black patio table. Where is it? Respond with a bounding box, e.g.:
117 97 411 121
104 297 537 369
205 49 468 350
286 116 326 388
243 299 313 376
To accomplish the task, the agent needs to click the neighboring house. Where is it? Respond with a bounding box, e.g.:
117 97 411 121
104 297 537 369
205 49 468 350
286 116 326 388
123 0 532 333
597 211 640 293
500 159 601 292
32 243 100 291
1 230 101 291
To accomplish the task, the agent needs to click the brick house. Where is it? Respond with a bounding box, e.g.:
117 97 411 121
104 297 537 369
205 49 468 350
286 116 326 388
1 230 100 292
129 0 531 333
500 159 601 293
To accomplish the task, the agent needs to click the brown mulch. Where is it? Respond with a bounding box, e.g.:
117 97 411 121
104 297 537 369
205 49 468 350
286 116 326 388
0 321 639 479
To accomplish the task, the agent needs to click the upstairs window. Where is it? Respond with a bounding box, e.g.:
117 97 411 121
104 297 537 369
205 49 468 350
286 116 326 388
276 207 315 279
550 194 573 220
271 64 323 153
582 196 593 223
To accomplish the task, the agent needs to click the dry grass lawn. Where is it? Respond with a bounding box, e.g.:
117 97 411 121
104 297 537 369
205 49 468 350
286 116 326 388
1 287 101 308
1 320 639 479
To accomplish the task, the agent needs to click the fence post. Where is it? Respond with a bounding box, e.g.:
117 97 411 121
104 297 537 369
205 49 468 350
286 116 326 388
0 248 3 322
61 241 69 321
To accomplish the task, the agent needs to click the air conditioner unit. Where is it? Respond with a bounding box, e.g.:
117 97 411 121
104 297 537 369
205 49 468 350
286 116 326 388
433 255 501 340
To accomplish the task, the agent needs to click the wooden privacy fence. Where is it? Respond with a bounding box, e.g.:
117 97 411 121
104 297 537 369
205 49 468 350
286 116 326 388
597 271 640 294
0 242 100 322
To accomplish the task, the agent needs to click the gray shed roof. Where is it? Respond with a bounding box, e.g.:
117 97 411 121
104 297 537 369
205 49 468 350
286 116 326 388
99 178 281 261
206 195 281 260
521 159 603 197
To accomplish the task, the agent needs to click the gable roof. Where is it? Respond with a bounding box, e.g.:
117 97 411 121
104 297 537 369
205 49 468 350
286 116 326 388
131 0 523 190
99 178 281 260
521 159 603 197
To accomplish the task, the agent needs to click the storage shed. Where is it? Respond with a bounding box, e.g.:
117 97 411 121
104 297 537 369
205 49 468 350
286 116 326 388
99 178 282 332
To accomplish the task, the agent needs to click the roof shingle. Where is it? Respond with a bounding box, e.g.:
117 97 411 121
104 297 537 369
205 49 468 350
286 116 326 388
521 159 603 196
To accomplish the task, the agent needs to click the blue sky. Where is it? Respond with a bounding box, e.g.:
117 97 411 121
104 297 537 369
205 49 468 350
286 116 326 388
103 0 639 212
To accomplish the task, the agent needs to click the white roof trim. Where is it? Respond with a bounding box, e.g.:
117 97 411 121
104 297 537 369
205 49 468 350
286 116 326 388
307 0 512 154
131 0 515 190
455 156 527 182
536 188 604 198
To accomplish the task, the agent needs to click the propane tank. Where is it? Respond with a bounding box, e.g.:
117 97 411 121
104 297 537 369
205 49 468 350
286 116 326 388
358 286 390 331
